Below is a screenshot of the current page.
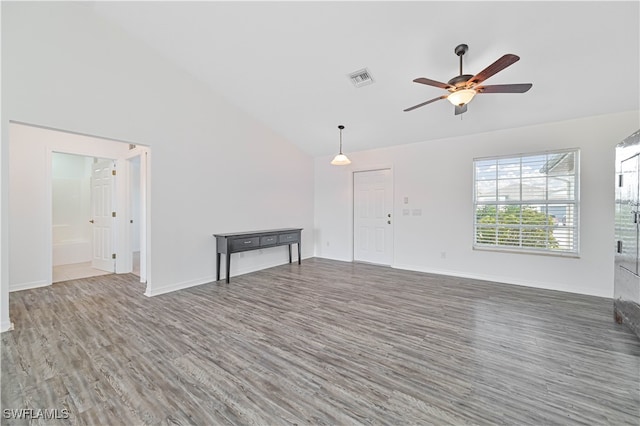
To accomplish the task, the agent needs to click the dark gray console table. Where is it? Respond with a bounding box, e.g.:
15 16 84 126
213 228 302 283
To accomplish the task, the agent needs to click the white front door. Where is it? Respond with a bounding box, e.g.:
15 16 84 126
91 160 116 272
353 169 393 265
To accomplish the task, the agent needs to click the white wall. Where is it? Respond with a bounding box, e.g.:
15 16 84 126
1 2 315 328
315 111 640 298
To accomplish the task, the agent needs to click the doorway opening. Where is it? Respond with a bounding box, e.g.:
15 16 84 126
23 123 152 292
51 152 115 282
129 155 141 277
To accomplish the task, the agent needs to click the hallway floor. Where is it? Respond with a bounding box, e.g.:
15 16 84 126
53 252 140 283
52 262 112 283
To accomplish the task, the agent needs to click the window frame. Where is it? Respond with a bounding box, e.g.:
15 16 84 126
472 148 580 257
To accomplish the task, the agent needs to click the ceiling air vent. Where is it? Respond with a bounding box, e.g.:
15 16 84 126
348 68 374 88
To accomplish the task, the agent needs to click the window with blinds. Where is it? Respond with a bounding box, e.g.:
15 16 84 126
473 149 579 255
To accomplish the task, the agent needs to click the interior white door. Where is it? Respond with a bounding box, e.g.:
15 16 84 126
91 159 116 272
353 169 393 265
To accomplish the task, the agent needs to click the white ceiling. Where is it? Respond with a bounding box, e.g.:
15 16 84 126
93 1 639 157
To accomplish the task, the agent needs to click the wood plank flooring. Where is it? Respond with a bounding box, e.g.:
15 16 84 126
2 258 639 425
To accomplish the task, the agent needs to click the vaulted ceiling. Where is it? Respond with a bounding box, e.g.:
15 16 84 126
93 1 639 157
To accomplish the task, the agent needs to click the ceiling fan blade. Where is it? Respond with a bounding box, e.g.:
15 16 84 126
403 95 448 112
455 104 467 115
467 54 520 86
413 77 454 90
477 83 533 93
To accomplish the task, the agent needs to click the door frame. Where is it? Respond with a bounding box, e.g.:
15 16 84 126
46 148 115 285
351 165 394 265
45 142 151 289
124 146 150 284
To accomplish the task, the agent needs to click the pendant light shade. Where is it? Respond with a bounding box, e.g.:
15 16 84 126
331 153 351 166
331 125 351 165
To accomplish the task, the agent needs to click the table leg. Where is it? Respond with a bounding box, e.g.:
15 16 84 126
298 242 301 265
288 245 292 263
226 253 231 284
216 253 221 281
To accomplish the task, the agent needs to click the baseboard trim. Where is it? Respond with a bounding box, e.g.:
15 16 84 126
9 280 50 293
145 276 214 297
312 254 352 263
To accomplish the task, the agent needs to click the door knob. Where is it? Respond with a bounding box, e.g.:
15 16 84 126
89 219 94 223
387 220 391 224
388 213 391 218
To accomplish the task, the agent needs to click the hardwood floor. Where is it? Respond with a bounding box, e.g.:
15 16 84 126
2 258 639 425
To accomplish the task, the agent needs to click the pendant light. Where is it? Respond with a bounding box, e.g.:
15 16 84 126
331 125 351 166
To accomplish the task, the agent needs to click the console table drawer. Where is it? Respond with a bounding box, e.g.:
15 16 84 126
231 237 260 251
278 233 299 244
260 235 278 246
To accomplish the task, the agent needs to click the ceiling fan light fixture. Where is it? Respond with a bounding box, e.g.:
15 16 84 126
330 125 351 166
447 88 477 106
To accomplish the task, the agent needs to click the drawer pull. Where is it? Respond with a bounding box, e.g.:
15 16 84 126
244 240 252 244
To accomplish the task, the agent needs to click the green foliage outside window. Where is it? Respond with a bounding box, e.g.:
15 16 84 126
475 205 559 249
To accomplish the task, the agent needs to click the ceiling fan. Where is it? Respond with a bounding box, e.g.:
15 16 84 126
404 44 532 115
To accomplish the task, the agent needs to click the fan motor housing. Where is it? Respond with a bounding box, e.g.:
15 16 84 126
448 74 473 88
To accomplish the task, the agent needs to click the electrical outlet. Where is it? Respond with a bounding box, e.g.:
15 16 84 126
441 251 447 259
